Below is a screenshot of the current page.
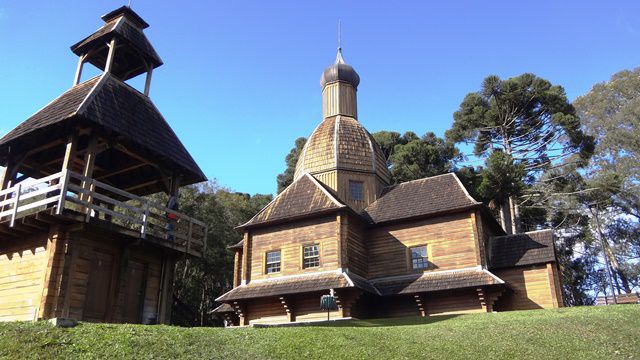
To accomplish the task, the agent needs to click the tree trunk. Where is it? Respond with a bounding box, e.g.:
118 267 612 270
500 201 513 235
509 195 520 234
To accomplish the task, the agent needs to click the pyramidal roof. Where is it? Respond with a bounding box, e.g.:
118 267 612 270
240 173 346 228
0 74 205 187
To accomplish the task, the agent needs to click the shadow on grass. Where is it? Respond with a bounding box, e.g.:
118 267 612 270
306 314 460 328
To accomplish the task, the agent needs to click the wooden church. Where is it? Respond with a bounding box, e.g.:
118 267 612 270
0 7 207 323
215 48 564 325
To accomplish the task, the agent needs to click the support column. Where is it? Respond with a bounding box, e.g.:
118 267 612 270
233 249 243 287
241 232 250 284
157 256 176 324
80 134 98 215
144 66 153 96
105 39 117 74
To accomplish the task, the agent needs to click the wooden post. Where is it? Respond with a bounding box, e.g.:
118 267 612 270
157 257 176 324
144 66 153 96
73 55 85 86
56 170 70 215
61 133 78 172
0 156 15 191
141 201 150 238
241 232 250 284
105 38 117 74
9 183 22 227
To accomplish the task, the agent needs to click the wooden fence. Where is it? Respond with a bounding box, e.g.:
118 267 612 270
0 170 207 255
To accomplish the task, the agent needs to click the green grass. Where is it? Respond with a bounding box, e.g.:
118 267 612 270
1 305 638 359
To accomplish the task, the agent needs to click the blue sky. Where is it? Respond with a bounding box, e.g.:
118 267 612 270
0 1 639 195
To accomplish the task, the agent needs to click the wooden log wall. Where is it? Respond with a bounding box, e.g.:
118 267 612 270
345 214 367 276
248 216 339 281
0 234 49 321
424 289 485 316
367 211 479 278
493 264 561 310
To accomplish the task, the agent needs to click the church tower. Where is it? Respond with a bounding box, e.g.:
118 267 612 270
294 48 391 212
0 6 207 324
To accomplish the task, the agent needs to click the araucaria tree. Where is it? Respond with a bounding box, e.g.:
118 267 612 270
446 73 594 233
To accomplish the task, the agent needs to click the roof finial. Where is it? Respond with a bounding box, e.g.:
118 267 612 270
338 19 341 50
127 0 132 7
335 19 345 64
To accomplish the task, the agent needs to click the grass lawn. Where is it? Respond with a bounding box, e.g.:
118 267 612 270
0 305 638 359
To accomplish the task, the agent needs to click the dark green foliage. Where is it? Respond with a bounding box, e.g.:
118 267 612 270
168 183 272 326
447 73 594 170
388 132 460 183
1 307 639 359
372 131 458 183
276 137 307 193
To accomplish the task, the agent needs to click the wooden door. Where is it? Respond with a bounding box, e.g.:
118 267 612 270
83 250 115 322
123 261 146 323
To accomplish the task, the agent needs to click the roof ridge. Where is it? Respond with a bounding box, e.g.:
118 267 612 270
74 73 110 116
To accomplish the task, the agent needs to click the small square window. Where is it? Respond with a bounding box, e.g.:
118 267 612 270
410 246 428 270
303 245 320 268
349 181 364 201
266 250 281 274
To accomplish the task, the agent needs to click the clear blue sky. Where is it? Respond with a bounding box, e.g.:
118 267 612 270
0 1 639 195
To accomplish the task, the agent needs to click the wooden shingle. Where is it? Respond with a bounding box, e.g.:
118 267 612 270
372 269 504 296
363 173 480 224
489 230 556 269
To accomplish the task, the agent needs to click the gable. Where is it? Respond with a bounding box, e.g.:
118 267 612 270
240 174 345 228
363 173 480 224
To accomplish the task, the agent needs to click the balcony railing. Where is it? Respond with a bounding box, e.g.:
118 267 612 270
0 170 207 256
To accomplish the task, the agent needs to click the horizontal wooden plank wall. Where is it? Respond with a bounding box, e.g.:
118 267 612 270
249 216 339 281
494 264 558 310
0 234 49 321
345 214 367 277
367 212 478 278
294 295 339 322
424 289 484 316
246 297 288 325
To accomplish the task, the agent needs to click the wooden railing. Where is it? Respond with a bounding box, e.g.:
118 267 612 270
0 170 207 255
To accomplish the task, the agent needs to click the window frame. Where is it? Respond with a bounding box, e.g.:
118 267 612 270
409 245 429 271
348 180 364 201
265 250 282 274
302 244 320 269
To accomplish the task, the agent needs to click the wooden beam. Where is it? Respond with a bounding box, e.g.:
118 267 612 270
96 162 149 180
414 294 427 317
124 180 159 193
61 133 78 172
105 38 117 74
73 55 86 86
279 296 295 322
144 66 153 96
80 134 98 207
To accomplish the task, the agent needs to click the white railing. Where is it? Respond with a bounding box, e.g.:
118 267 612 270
0 170 207 255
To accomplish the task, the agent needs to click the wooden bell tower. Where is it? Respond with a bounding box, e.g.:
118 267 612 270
0 6 207 324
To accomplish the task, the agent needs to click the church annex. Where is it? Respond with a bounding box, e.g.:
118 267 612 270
215 49 563 325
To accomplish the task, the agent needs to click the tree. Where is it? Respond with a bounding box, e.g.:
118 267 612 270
372 131 459 183
573 67 640 295
276 137 307 193
447 73 594 233
168 182 272 326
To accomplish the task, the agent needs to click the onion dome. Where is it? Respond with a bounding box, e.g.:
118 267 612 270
320 48 360 90
293 115 391 184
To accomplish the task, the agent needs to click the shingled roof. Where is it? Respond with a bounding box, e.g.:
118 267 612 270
0 74 206 188
70 6 162 80
216 271 357 302
363 173 481 224
239 173 346 228
371 268 505 296
489 230 557 269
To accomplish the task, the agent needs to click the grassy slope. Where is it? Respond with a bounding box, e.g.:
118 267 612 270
0 305 638 360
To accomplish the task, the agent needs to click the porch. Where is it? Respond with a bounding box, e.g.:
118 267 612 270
0 170 207 257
